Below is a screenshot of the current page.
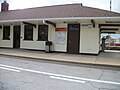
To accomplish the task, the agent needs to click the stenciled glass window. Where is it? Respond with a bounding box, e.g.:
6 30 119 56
38 25 48 41
3 26 10 40
69 24 79 31
24 25 33 40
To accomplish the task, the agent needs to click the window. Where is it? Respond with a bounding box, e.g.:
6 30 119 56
0 26 2 29
3 26 10 40
24 25 33 40
69 24 79 31
38 25 48 41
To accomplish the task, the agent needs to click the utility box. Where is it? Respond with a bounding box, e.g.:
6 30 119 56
45 41 52 53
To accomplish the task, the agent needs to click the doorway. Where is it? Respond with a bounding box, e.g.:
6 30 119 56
13 26 21 48
101 34 120 52
67 24 80 54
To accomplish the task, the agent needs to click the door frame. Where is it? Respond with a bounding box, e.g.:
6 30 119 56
13 25 21 48
67 23 80 54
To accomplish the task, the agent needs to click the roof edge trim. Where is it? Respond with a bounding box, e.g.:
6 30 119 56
0 17 120 23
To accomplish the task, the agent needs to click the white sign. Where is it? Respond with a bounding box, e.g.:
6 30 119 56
56 32 66 44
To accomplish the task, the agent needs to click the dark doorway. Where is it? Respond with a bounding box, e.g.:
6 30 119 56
13 26 21 48
67 24 80 54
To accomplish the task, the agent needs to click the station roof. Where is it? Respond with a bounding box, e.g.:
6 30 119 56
0 3 120 21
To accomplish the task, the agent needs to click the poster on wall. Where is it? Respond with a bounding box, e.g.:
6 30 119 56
55 28 67 44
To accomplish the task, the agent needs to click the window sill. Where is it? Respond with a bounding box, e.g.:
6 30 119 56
37 40 47 41
23 39 33 41
2 38 10 40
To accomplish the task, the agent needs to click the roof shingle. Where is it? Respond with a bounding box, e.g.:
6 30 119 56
0 4 120 21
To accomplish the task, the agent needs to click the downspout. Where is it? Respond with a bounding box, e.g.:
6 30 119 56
42 20 55 51
43 20 49 25
42 20 53 41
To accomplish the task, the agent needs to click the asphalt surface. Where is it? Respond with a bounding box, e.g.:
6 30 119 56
0 55 120 90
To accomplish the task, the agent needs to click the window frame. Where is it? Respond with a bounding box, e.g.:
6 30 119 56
38 25 48 41
3 26 10 40
24 25 33 41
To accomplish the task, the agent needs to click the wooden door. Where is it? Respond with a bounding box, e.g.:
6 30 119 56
13 26 21 48
67 24 80 54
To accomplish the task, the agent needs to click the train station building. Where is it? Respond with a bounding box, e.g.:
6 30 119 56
0 1 120 54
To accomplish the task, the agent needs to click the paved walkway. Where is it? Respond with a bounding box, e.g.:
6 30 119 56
0 48 120 67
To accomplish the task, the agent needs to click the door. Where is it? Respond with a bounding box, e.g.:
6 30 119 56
67 24 80 54
13 26 21 48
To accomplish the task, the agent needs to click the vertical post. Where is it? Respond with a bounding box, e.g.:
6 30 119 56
102 37 106 52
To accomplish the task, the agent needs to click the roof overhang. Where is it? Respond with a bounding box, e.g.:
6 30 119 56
99 24 120 28
99 24 120 34
23 21 36 28
0 17 120 23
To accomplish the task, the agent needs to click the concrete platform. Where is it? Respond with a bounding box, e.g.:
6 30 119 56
0 48 120 67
